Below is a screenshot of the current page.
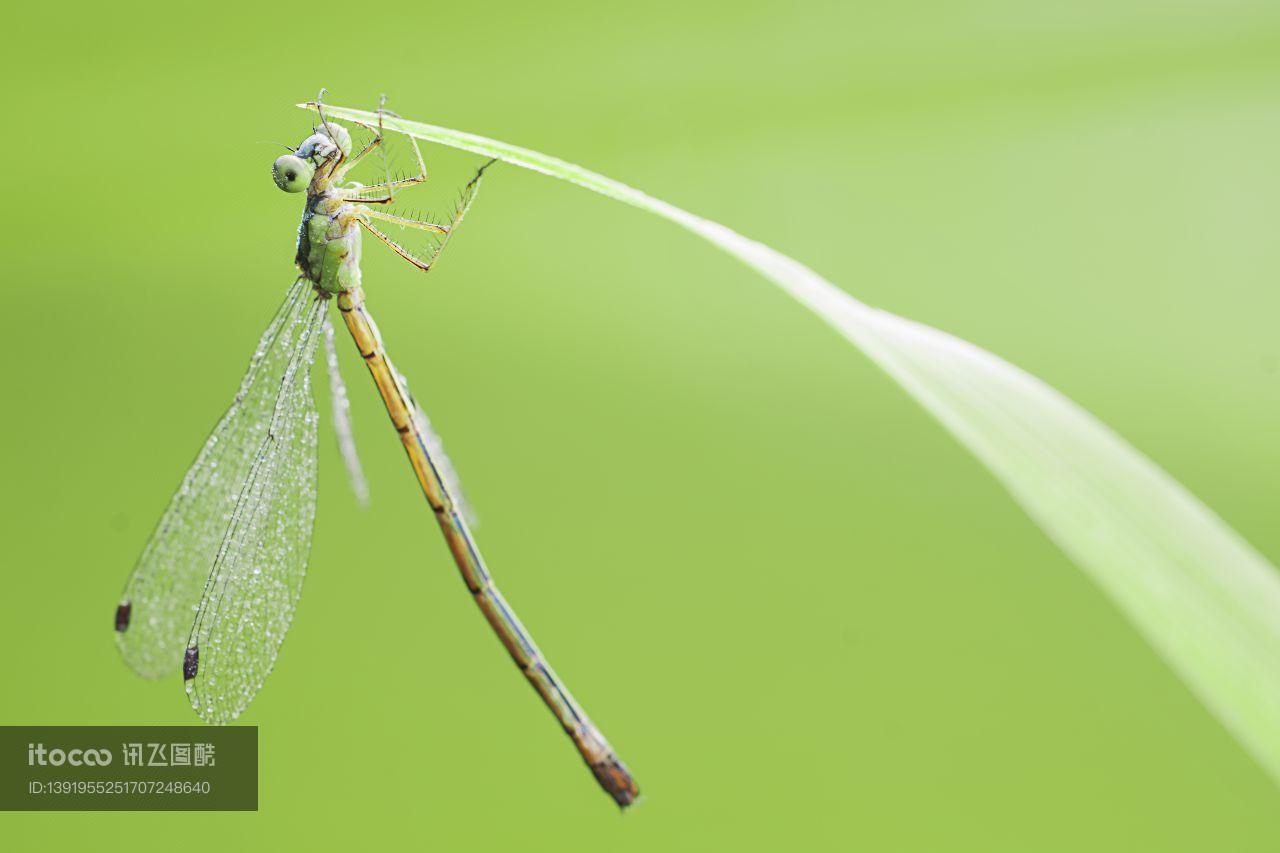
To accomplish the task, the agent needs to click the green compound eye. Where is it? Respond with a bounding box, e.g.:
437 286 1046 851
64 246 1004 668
272 155 314 192
318 122 352 158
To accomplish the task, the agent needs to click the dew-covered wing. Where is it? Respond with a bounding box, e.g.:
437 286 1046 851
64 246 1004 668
182 293 325 723
115 279 321 694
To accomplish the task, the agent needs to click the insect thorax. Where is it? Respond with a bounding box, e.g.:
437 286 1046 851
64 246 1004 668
296 191 363 295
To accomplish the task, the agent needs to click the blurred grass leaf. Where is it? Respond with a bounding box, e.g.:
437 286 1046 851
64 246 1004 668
308 102 1280 787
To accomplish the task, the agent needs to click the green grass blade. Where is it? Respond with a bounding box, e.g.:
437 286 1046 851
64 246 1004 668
307 102 1280 785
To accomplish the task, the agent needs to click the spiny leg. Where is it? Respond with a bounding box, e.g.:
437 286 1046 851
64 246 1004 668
312 88 351 172
344 99 430 205
426 160 496 262
340 124 383 175
356 160 495 274
340 174 429 203
363 208 449 234
358 217 434 273
313 87 332 133
340 97 396 177
380 104 430 190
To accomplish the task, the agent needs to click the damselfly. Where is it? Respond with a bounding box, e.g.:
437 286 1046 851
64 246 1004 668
114 94 638 807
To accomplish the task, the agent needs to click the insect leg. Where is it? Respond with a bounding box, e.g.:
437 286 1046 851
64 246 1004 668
357 216 434 272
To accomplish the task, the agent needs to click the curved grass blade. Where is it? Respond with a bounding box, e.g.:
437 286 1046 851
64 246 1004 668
184 290 325 723
307 102 1280 786
115 279 316 680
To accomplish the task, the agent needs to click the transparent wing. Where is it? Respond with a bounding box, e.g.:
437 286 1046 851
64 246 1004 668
323 313 369 506
403 373 478 528
115 279 319 679
184 292 326 723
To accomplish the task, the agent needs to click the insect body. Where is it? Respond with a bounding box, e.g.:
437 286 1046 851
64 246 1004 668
115 100 638 808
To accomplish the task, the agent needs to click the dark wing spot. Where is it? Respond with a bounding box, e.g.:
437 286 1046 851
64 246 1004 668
114 602 132 632
183 646 199 681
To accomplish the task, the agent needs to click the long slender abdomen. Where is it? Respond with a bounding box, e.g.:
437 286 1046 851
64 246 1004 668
335 284 638 807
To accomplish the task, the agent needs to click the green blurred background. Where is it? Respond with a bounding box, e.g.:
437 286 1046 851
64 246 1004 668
3 0 1280 849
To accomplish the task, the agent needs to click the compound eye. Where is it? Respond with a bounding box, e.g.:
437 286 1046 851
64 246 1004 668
318 122 352 157
272 154 314 192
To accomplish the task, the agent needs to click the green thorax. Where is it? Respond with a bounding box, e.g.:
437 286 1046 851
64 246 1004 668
296 192 362 295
